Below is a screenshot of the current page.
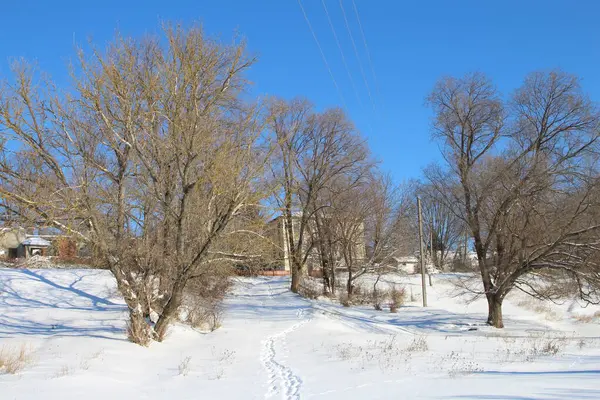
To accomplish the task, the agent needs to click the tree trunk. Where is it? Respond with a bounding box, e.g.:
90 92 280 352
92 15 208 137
347 270 353 297
127 306 154 346
330 264 336 295
486 295 504 328
290 263 301 293
154 280 185 340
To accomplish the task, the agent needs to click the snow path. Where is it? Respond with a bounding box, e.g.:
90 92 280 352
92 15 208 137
258 281 311 400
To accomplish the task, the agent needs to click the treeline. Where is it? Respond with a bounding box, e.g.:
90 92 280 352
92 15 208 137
0 25 598 343
0 25 415 345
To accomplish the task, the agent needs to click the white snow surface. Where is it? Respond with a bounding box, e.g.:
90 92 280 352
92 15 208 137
1 268 600 399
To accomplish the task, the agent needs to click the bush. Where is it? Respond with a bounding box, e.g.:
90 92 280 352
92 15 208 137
0 344 32 374
178 356 192 376
449 258 475 272
406 336 428 352
389 285 406 313
182 274 231 332
298 282 321 300
338 291 351 307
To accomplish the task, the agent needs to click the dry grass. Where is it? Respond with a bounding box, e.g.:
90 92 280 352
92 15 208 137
574 311 600 323
406 335 428 352
52 365 71 378
178 356 192 376
0 344 33 374
516 298 560 321
494 333 568 363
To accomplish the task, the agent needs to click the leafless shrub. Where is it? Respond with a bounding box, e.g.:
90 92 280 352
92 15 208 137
390 285 406 313
183 274 231 332
516 298 560 321
448 359 484 377
494 333 567 363
335 343 361 361
298 283 321 300
213 348 236 364
79 359 90 370
338 291 351 307
53 365 71 378
574 311 600 323
178 356 192 376
406 336 428 352
0 344 32 374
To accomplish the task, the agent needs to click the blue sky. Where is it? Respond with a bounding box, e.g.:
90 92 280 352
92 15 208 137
2 1 599 182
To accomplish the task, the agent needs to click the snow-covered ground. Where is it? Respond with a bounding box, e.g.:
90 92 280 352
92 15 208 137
1 268 600 399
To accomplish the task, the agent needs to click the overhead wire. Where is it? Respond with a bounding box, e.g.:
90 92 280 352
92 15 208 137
321 0 363 109
351 0 382 111
338 0 376 113
297 0 348 111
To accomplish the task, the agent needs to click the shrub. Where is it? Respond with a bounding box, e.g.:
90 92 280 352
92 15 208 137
0 344 32 374
298 283 321 300
389 285 406 313
338 291 351 307
178 356 192 376
406 336 428 352
182 274 231 332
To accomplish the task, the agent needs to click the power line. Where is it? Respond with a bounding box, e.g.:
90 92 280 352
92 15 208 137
338 0 375 113
297 0 347 110
351 0 382 111
321 0 363 109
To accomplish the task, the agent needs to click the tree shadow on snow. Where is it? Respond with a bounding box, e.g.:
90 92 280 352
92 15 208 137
446 386 600 400
0 268 127 341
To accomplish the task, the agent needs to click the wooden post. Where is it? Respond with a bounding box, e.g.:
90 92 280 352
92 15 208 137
417 197 427 307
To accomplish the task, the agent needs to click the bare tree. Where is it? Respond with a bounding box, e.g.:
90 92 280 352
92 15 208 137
268 99 369 293
427 70 600 327
324 174 417 298
0 24 271 344
413 182 464 271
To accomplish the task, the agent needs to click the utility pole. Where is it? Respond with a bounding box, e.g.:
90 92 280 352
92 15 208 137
417 197 427 307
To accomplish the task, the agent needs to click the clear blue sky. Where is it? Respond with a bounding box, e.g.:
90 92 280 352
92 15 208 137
2 1 599 181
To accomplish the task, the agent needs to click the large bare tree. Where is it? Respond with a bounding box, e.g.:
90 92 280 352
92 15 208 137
0 25 271 344
268 98 369 293
427 70 600 327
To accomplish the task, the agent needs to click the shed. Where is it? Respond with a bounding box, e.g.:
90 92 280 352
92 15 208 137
20 237 52 258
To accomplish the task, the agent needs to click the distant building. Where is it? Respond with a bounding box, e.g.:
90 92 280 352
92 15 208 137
20 237 52 258
0 228 54 259
393 255 419 274
266 214 366 275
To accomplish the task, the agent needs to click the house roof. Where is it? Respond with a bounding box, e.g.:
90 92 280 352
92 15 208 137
21 237 52 247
